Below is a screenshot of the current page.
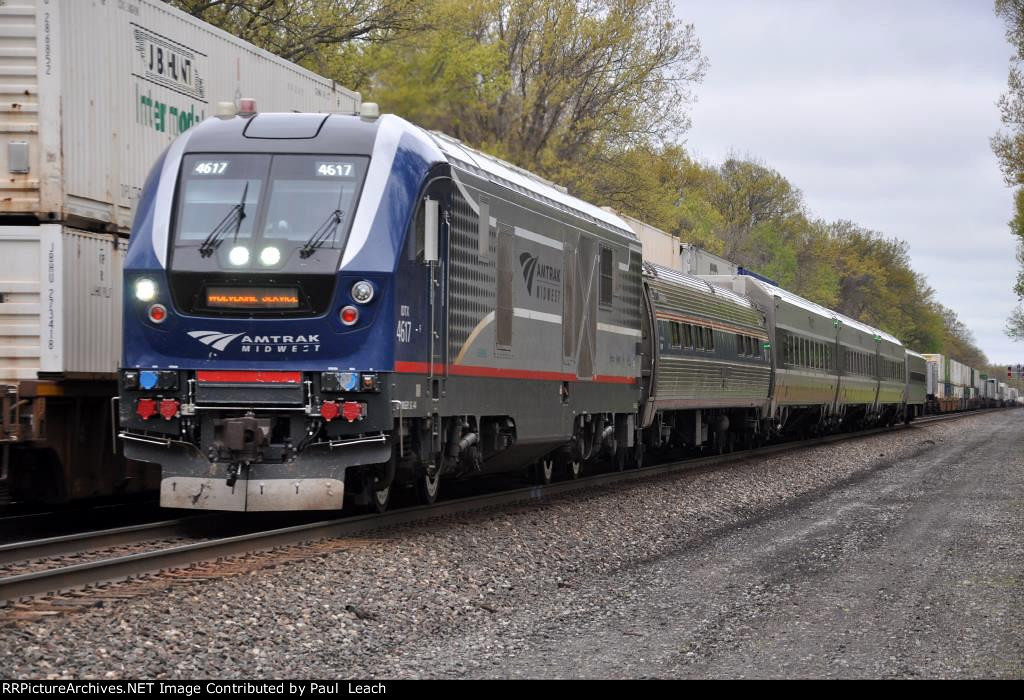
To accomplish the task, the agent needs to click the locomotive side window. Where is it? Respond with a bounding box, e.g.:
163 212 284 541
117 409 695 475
599 246 614 307
407 200 425 261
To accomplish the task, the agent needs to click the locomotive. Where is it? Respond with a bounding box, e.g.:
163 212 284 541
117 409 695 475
118 104 929 513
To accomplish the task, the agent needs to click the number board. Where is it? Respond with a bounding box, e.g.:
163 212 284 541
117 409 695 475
315 161 356 178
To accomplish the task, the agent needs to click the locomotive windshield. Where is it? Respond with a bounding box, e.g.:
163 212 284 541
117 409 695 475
170 153 369 273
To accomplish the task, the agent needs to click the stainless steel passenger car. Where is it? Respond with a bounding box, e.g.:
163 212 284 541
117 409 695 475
639 263 771 451
705 274 907 433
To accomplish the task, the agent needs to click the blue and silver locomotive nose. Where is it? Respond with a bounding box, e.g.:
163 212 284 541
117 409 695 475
118 110 447 511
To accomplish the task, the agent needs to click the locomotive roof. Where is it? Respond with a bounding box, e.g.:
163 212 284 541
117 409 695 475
424 130 637 240
183 112 636 242
644 262 756 310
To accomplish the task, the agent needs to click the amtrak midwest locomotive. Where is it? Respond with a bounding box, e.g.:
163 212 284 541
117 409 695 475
118 103 930 512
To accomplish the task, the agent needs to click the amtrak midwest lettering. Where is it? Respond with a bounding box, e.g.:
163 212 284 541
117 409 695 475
187 330 321 354
240 334 321 354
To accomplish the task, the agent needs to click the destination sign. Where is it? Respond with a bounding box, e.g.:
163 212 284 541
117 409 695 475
205 286 300 309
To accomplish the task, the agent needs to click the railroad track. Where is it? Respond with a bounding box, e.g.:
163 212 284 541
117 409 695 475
0 499 163 544
0 409 1002 605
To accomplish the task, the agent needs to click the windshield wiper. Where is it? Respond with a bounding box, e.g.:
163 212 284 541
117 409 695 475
299 209 344 259
198 182 248 258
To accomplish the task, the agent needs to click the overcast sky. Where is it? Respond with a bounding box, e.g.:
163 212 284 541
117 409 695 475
676 0 1020 364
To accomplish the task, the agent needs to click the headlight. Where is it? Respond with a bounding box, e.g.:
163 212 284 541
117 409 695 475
351 280 374 304
228 245 250 266
135 278 157 302
260 246 281 266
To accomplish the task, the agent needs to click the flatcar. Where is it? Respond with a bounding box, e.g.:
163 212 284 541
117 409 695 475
115 105 1000 513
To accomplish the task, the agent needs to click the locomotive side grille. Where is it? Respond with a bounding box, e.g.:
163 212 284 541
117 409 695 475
448 187 497 363
612 248 644 329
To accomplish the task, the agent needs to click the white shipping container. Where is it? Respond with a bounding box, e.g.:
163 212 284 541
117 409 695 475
617 212 678 270
0 0 360 231
0 224 124 383
922 353 942 397
680 243 738 277
616 211 739 276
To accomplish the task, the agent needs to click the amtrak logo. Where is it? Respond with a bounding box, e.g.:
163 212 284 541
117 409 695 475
188 330 244 352
519 253 539 295
187 330 322 354
518 252 561 303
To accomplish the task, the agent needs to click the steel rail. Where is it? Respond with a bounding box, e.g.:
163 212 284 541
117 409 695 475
0 516 224 567
0 409 1000 604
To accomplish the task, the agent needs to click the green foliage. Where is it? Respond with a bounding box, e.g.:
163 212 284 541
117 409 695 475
993 0 1024 342
166 0 423 87
365 0 707 181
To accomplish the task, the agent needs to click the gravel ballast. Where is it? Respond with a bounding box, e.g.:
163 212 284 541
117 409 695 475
1 411 1021 679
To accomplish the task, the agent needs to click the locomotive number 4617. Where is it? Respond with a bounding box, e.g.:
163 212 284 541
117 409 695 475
396 320 412 343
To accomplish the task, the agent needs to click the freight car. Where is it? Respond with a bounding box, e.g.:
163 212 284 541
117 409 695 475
0 0 359 504
117 107 972 513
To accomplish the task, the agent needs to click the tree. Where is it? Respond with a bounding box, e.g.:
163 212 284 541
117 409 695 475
1007 304 1024 341
573 145 725 253
992 0 1024 338
993 0 1024 185
705 158 805 263
366 0 707 190
166 0 423 86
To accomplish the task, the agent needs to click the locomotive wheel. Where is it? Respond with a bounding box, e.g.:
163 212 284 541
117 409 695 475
566 459 583 480
369 485 391 513
537 458 555 485
614 446 628 471
633 443 645 469
417 471 440 505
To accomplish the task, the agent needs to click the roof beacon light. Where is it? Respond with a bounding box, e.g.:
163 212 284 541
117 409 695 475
238 97 257 115
216 101 237 118
359 102 380 120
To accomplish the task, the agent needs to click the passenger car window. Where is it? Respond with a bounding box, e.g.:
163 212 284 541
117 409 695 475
669 322 681 348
